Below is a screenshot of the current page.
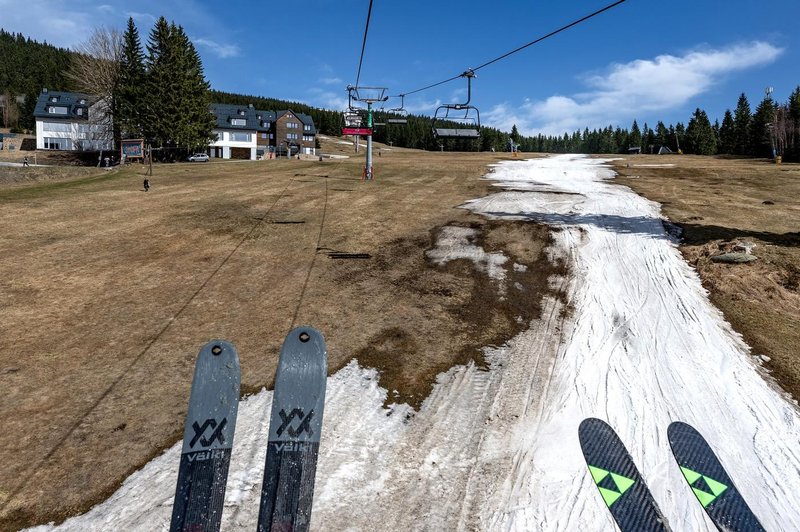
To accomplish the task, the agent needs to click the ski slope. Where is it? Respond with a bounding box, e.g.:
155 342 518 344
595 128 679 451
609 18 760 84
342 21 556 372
30 154 800 531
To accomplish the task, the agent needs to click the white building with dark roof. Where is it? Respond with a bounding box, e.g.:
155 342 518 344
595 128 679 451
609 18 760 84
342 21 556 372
33 89 112 151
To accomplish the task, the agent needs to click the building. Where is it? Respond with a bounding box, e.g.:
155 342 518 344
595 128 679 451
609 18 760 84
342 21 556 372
208 104 317 160
33 89 113 151
208 103 260 160
30 88 317 159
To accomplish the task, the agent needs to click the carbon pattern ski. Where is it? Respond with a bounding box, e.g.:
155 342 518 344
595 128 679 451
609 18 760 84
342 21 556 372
579 418 670 532
668 421 764 532
257 327 328 532
170 340 240 532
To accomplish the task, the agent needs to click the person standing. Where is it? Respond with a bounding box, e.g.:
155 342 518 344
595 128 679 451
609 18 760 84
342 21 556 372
22 156 29 167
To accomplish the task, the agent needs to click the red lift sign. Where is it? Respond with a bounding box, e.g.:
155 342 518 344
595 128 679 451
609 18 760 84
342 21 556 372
342 127 372 136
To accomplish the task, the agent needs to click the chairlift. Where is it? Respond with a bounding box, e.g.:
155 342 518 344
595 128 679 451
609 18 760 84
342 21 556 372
387 95 409 125
432 70 480 139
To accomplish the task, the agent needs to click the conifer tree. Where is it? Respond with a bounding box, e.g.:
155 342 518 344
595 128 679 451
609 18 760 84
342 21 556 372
733 93 752 155
117 17 146 139
685 108 717 155
750 95 776 158
629 120 642 149
718 110 735 154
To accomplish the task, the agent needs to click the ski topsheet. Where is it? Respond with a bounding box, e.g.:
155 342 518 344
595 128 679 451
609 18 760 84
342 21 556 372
668 421 765 532
578 418 670 532
170 340 240 532
257 327 328 532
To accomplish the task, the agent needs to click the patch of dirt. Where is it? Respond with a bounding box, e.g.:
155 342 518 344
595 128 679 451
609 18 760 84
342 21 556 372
355 220 566 408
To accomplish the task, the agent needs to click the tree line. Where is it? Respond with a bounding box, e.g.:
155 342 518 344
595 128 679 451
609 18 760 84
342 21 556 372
509 89 799 161
2 24 798 161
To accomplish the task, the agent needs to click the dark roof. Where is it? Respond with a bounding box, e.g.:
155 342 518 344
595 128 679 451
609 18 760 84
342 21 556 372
33 90 94 120
275 110 316 133
210 104 315 133
209 103 261 130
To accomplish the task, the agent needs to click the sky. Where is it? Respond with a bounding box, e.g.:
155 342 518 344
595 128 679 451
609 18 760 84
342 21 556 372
1 0 798 136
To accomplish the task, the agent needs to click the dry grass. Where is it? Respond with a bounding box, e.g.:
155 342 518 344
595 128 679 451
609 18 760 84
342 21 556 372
613 154 800 399
0 142 562 529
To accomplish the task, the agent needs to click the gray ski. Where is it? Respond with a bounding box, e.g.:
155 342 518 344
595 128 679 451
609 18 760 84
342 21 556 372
170 340 240 532
257 327 328 532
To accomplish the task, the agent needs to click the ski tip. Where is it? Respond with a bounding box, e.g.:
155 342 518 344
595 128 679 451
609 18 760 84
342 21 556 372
667 421 697 441
200 338 238 357
284 326 326 350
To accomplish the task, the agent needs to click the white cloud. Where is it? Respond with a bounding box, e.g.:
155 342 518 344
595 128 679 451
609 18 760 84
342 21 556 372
485 41 784 136
319 77 342 85
193 38 241 58
125 11 157 24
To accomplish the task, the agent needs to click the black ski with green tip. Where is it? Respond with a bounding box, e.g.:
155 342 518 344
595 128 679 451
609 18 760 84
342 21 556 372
579 418 670 532
257 326 328 532
668 421 764 532
170 340 240 532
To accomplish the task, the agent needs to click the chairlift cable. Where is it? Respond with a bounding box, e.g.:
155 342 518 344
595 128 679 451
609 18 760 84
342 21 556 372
354 0 376 89
396 0 627 98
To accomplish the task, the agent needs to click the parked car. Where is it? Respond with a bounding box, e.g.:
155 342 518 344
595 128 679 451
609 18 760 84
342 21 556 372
188 153 209 162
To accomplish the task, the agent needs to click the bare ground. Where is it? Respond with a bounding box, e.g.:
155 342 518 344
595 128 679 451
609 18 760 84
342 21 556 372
0 144 564 530
613 154 800 400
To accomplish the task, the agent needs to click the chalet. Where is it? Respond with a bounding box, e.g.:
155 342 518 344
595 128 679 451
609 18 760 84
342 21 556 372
33 89 112 151
208 104 317 160
209 103 259 160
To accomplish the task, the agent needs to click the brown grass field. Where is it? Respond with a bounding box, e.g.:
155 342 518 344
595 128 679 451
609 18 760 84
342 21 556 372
0 142 564 529
0 145 797 530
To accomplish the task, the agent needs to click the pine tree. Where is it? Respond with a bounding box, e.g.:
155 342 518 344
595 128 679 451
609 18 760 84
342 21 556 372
750 95 776 158
629 120 642 149
733 93 752 155
685 108 717 155
718 110 735 154
655 121 669 150
117 17 146 139
788 87 800 161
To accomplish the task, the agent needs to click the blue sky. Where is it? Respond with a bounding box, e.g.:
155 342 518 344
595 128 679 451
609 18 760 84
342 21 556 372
2 0 798 135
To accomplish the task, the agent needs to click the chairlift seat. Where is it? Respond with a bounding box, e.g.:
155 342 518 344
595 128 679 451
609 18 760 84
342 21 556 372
433 128 480 139
387 118 408 124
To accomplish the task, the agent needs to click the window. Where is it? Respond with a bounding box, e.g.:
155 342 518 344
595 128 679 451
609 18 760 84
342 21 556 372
230 132 251 142
238 109 246 116
260 133 267 139
286 133 298 140
262 121 271 128
303 135 314 142
79 99 87 105
231 118 246 126
287 122 299 129
48 106 68 114
44 137 70 150
49 96 59 103
76 108 83 116
304 125 311 131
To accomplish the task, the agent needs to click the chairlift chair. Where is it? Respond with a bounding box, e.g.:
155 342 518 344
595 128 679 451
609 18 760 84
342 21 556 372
432 70 481 139
387 95 409 125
